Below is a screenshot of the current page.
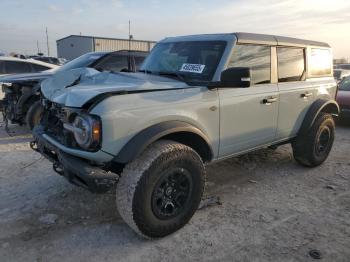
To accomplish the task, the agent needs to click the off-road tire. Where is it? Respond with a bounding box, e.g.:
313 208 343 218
26 101 43 130
116 140 205 238
292 113 335 167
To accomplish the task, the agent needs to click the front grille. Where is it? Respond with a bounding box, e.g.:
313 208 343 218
41 102 80 148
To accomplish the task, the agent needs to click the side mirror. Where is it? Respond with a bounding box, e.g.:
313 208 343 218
220 67 251 88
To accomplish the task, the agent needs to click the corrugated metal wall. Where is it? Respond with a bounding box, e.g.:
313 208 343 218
94 38 156 52
57 36 94 60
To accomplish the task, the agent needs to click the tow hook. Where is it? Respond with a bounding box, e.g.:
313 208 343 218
30 140 39 152
53 162 64 176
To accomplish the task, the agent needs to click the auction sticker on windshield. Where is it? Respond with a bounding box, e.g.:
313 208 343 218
180 63 205 74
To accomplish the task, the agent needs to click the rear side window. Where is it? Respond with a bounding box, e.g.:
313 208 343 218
277 47 305 82
3 61 32 74
309 48 332 77
228 44 271 85
31 63 50 72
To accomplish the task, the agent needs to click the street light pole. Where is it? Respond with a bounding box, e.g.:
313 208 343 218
46 27 50 56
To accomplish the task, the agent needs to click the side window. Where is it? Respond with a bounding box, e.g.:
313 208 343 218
228 44 271 85
3 61 32 74
94 55 129 72
277 47 305 82
0 61 5 74
309 48 332 77
31 63 50 72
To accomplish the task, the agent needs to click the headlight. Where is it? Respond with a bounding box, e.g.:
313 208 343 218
64 114 101 150
1 83 13 93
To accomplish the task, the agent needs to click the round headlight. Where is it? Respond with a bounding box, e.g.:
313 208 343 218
71 114 101 150
73 115 91 148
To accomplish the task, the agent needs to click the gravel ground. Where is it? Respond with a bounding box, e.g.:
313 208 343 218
0 118 349 262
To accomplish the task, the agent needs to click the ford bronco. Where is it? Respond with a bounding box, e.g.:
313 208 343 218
31 33 339 238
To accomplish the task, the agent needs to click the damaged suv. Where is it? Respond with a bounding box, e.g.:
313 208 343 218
32 33 338 238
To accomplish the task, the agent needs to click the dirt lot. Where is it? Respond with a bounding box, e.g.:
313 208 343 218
0 118 349 262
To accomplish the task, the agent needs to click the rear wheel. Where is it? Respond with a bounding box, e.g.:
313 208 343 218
116 140 205 238
292 113 335 167
26 101 43 130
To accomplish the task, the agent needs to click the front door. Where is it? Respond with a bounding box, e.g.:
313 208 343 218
219 44 279 157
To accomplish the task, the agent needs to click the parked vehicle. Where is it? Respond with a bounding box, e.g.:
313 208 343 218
333 69 350 82
336 76 350 120
58 58 68 65
0 50 148 129
0 56 58 76
31 56 63 66
31 33 338 238
334 63 350 70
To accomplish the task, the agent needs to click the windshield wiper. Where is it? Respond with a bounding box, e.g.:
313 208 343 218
157 72 212 86
156 71 187 82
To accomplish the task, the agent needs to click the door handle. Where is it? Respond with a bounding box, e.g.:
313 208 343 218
301 92 313 98
262 97 278 105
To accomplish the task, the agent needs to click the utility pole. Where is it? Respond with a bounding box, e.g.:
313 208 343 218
128 20 132 50
128 20 132 71
36 40 40 54
46 27 50 56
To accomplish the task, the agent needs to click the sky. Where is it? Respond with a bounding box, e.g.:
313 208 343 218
1 0 350 59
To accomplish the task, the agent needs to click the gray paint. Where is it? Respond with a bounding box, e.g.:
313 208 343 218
235 32 330 47
45 32 336 164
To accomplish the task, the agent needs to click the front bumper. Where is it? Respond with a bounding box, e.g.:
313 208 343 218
32 126 119 193
340 108 350 119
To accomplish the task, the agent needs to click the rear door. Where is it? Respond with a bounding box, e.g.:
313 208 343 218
276 47 315 139
219 44 279 157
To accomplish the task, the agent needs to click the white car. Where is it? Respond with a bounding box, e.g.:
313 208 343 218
0 56 58 77
333 69 350 82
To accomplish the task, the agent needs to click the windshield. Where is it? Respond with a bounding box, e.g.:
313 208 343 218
56 53 106 72
339 77 350 91
140 41 226 82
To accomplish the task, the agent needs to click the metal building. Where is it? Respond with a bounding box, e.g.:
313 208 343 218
57 35 156 60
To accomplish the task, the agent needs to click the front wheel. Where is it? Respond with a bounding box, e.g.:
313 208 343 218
26 101 43 130
292 113 335 167
116 140 205 238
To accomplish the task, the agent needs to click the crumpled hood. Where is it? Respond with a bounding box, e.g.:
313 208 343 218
41 68 189 107
0 70 54 84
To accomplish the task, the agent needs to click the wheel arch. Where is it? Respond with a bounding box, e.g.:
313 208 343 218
298 99 339 136
113 121 214 164
16 85 40 115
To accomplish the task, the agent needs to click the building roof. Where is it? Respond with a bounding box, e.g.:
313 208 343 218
56 35 157 43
